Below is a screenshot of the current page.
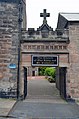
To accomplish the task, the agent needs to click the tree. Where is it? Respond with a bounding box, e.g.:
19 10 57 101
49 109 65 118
38 67 56 82
45 67 56 82
38 67 46 76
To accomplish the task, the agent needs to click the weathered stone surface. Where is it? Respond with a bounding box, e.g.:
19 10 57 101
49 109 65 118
0 0 26 98
0 2 18 97
66 25 79 99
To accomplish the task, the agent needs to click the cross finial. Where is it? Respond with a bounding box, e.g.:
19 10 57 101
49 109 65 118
40 9 50 23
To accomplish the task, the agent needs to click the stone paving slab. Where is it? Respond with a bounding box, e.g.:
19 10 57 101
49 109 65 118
8 100 79 119
0 98 16 117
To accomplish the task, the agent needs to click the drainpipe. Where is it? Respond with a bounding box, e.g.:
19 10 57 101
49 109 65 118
17 0 23 100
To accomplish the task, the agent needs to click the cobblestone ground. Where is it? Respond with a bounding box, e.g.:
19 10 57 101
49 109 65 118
8 77 79 119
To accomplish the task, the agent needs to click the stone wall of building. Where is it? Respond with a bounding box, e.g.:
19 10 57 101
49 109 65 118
0 1 26 98
67 25 79 99
0 2 19 97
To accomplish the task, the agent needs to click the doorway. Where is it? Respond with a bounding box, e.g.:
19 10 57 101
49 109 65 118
26 67 67 100
32 71 35 76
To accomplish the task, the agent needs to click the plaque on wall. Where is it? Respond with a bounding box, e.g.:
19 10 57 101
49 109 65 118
32 55 58 67
8 63 16 69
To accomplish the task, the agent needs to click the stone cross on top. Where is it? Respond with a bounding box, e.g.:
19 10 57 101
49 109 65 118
40 9 50 23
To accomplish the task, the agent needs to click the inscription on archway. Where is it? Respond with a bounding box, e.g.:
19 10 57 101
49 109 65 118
32 55 58 67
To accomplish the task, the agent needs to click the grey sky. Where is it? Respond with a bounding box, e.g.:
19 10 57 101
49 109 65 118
26 0 79 30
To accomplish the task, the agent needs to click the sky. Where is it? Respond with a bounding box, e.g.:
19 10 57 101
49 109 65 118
26 0 79 30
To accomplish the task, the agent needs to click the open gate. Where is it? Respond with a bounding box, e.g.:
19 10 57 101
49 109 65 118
59 67 66 99
24 67 27 99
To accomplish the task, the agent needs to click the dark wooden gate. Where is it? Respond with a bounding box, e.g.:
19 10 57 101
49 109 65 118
59 67 66 99
24 67 27 99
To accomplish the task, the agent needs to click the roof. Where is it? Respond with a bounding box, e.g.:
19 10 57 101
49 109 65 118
37 23 53 31
57 13 79 29
60 13 79 21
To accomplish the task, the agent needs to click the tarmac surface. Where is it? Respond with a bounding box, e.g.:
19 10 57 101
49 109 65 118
7 77 79 119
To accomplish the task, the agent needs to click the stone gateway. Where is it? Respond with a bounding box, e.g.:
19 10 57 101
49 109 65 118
0 1 79 100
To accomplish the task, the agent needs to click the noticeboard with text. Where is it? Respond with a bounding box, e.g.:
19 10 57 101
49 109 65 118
32 55 58 67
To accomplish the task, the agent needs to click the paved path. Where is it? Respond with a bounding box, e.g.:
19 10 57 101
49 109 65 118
0 98 16 119
27 77 61 99
8 77 79 119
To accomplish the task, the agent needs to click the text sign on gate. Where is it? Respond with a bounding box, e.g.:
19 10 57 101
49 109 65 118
32 55 58 67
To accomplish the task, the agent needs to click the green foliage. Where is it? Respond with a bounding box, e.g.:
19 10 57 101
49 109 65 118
38 67 56 82
45 67 51 76
38 67 46 76
45 67 56 77
45 67 56 82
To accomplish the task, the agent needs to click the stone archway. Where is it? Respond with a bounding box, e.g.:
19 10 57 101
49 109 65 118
21 54 67 99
